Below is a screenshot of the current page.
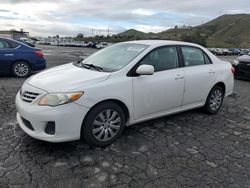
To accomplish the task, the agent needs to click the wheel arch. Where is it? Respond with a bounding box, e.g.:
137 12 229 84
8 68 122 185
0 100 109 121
213 82 226 96
204 81 226 105
80 99 130 138
10 59 32 71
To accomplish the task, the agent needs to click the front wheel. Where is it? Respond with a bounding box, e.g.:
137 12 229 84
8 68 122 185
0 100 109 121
204 85 224 114
82 102 125 147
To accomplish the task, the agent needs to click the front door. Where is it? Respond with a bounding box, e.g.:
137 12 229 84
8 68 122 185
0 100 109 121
133 46 184 120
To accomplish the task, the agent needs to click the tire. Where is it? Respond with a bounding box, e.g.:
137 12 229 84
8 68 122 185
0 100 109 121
11 61 31 78
82 102 126 147
204 85 224 114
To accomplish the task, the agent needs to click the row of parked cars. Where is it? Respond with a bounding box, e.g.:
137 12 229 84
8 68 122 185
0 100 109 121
208 48 249 56
38 41 110 49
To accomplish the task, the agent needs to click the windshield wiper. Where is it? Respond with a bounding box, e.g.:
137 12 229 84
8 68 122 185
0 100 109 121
77 59 84 63
81 63 103 72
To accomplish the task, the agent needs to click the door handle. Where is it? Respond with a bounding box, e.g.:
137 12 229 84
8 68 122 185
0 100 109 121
4 54 14 56
209 69 215 74
174 75 184 80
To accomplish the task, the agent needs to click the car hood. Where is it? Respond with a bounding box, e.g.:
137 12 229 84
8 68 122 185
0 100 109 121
237 55 250 62
27 63 111 92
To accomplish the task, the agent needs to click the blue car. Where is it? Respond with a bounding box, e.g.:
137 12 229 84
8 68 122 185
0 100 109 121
0 37 46 77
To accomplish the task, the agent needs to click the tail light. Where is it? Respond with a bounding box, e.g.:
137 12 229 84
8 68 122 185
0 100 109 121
231 67 235 75
34 50 44 58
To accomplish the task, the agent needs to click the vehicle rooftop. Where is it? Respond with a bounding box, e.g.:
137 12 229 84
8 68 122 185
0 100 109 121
124 40 202 47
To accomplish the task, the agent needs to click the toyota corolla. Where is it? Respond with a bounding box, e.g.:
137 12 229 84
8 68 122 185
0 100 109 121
15 40 234 146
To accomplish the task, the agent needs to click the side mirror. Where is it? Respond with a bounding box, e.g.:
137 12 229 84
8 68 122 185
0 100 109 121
136 65 154 75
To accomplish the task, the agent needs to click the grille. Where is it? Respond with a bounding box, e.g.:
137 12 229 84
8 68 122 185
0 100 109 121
21 91 40 103
239 61 250 72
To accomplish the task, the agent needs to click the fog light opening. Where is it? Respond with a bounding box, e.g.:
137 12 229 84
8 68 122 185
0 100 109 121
45 121 55 135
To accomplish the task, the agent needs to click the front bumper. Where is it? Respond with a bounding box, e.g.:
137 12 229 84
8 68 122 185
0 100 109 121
15 88 89 142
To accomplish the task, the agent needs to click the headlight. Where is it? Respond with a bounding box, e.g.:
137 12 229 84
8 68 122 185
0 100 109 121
39 92 83 107
233 59 239 65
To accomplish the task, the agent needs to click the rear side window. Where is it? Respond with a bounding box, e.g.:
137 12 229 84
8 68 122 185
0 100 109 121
181 46 211 67
0 39 19 49
0 39 10 49
8 41 20 48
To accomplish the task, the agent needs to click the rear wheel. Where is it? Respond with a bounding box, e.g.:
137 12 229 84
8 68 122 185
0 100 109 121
82 102 125 147
11 61 31 78
204 85 224 114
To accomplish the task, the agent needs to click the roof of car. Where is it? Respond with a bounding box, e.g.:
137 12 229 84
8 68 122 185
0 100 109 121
124 40 202 48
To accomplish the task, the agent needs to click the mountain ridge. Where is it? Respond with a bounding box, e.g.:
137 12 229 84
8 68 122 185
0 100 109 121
118 14 250 48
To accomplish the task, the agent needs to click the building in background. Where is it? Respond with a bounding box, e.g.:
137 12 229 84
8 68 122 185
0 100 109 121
0 29 29 40
0 29 38 47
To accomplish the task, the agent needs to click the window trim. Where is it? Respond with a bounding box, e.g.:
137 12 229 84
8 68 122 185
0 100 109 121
178 45 213 67
127 45 182 77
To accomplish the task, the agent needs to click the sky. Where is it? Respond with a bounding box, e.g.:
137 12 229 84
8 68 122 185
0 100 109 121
0 0 249 37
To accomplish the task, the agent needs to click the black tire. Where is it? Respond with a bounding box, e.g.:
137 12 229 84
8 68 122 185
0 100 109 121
11 61 31 78
204 85 224 114
82 102 125 147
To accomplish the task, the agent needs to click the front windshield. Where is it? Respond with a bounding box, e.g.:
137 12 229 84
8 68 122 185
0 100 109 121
80 43 149 72
248 52 250 56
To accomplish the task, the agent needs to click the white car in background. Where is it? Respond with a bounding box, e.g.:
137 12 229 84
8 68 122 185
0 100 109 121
15 40 234 146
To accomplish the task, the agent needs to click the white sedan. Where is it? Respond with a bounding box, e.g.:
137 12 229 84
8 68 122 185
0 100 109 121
15 40 234 146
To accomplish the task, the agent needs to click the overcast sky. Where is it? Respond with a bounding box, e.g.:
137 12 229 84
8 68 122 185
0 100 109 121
0 0 249 37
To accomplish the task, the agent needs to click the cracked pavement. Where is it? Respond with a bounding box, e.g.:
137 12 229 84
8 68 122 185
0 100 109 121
0 46 249 187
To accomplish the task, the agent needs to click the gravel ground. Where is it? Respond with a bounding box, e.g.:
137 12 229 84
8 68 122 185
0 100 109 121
0 45 249 188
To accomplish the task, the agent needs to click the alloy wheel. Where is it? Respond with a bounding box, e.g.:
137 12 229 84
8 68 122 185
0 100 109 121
209 89 223 111
92 109 121 142
14 63 29 77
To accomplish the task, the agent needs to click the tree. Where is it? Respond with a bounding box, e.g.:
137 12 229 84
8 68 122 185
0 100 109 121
76 33 84 39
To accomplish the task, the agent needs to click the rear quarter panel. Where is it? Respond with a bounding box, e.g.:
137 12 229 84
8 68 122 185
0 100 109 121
214 60 234 97
202 47 234 97
13 46 46 70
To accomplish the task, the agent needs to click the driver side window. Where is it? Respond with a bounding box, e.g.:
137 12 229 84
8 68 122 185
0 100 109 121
140 46 179 72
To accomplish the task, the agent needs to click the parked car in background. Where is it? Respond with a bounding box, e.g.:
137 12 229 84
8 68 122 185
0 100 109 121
233 52 250 80
240 49 249 55
95 42 108 49
86 41 94 48
228 48 241 56
16 40 234 146
209 48 223 56
0 37 46 77
18 37 36 47
209 48 249 56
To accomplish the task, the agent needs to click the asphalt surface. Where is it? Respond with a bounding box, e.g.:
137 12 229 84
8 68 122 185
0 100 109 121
0 45 249 188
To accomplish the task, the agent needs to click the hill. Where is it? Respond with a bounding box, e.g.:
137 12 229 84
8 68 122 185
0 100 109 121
117 14 250 48
197 14 250 48
118 29 147 38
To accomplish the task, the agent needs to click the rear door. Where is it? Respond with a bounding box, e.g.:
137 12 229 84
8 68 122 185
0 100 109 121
180 46 216 107
0 39 18 74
